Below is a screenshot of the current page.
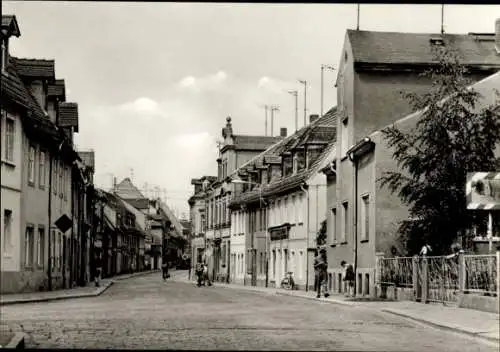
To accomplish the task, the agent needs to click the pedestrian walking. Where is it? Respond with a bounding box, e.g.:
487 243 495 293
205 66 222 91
315 248 330 298
195 262 204 287
341 260 355 297
162 260 170 281
203 262 212 286
95 252 102 287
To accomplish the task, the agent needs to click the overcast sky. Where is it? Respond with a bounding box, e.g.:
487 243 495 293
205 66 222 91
4 2 499 217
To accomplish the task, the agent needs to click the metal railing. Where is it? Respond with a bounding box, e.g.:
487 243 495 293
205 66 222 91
426 256 460 303
464 254 497 295
378 257 414 288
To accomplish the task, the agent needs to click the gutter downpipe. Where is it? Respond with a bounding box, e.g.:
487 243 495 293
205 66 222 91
300 183 310 292
348 152 358 298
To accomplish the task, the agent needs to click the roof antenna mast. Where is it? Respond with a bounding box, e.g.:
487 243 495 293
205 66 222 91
441 4 445 34
356 4 360 31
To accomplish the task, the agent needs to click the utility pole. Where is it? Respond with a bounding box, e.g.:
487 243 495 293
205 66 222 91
270 105 280 136
298 80 307 127
321 65 335 117
130 168 134 181
287 90 298 132
263 105 269 136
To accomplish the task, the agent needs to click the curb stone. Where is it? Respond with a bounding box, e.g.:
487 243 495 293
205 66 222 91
3 333 25 349
381 308 500 344
0 270 162 306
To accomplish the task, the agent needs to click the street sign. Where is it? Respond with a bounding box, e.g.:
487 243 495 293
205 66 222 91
55 214 73 233
466 172 500 210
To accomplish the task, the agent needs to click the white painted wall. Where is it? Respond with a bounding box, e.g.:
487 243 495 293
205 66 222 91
1 109 23 272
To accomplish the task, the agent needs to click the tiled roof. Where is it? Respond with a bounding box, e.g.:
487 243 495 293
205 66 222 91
48 79 66 100
125 198 149 210
232 135 283 151
230 107 338 206
2 15 20 37
115 178 146 200
58 102 79 132
347 30 500 66
12 57 55 79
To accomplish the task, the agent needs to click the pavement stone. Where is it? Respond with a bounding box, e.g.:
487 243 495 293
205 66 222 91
0 273 498 350
171 270 500 344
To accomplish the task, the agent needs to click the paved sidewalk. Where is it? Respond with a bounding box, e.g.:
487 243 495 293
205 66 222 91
0 269 160 306
170 271 500 344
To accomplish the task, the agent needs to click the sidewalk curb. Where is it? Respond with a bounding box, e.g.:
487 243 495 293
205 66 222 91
4 332 25 349
381 308 500 344
274 291 356 307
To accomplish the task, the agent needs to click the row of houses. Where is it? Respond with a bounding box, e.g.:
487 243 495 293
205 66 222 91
189 19 500 295
1 14 97 293
0 14 189 293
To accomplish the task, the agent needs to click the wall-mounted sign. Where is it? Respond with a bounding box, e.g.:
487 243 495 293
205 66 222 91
466 172 500 210
270 226 289 241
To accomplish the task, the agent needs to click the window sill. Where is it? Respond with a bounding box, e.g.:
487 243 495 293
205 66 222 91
1 159 16 168
360 239 369 243
330 244 337 248
39 185 46 191
28 181 35 188
297 222 304 226
339 241 348 245
3 253 13 259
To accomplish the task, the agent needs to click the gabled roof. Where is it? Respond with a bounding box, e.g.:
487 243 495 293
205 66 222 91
157 200 185 238
231 135 284 151
59 102 79 132
1 15 20 37
115 178 146 200
230 107 338 206
347 30 500 67
48 79 66 101
12 57 55 79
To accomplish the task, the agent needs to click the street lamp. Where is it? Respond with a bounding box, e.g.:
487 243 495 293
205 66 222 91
231 178 264 287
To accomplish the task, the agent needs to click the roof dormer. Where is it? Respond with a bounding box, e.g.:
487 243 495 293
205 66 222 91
1 15 21 75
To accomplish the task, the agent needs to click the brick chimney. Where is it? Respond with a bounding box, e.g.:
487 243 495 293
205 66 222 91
496 18 500 54
309 114 319 124
280 127 287 137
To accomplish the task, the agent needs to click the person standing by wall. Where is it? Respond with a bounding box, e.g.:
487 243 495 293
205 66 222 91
315 248 330 298
341 260 355 297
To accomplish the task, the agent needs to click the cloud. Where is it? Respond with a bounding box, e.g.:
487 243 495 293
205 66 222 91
257 76 296 96
177 70 228 92
118 97 161 115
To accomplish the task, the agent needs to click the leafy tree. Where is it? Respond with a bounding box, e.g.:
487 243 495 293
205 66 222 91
316 219 327 247
379 47 500 256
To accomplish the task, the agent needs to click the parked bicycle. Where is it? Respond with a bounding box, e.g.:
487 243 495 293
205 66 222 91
280 271 296 290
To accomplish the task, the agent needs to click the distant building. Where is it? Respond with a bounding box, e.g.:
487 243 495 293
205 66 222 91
202 116 285 283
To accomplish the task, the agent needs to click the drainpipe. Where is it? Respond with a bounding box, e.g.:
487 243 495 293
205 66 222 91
348 152 359 298
300 183 310 291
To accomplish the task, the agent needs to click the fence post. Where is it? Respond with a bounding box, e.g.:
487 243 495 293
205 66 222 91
458 252 465 304
496 250 500 300
412 255 420 302
375 252 385 298
422 257 429 303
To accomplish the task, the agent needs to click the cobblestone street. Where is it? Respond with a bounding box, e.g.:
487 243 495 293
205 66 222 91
0 273 497 351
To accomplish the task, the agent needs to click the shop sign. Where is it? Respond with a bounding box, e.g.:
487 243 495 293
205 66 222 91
270 227 289 241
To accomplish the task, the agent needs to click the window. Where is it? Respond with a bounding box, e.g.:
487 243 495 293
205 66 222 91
64 166 68 200
25 226 34 267
28 146 36 184
277 200 281 224
53 160 58 194
291 196 296 223
361 195 370 241
342 201 348 243
51 229 56 268
1 39 7 74
37 227 45 267
58 232 63 270
341 118 349 157
331 208 337 244
58 161 63 195
297 194 303 223
3 209 12 254
4 115 14 161
39 150 46 188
